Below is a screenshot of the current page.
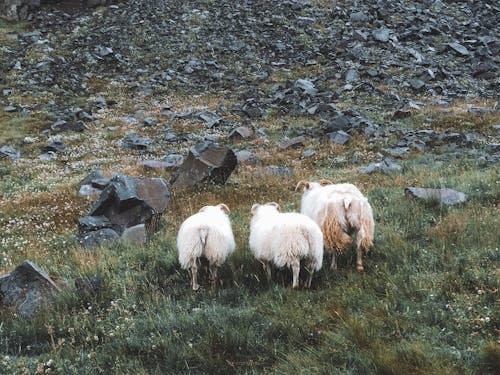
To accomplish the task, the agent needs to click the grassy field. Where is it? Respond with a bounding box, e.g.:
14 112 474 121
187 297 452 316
1 14 499 375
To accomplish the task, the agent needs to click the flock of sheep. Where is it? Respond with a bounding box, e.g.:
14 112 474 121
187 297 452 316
177 180 375 290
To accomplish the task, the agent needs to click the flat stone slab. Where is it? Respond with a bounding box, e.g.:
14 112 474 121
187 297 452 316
404 187 467 205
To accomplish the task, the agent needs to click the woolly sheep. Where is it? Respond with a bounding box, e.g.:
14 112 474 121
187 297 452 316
177 203 235 290
296 180 375 272
249 202 323 288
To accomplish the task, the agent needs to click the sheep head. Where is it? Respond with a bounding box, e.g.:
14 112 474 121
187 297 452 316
251 202 281 216
266 202 280 211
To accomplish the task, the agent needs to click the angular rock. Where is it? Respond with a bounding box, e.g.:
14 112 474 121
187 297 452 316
0 260 61 319
121 224 147 244
295 79 318 96
345 69 359 83
279 136 305 150
122 133 152 150
360 158 401 174
78 215 113 235
88 174 170 232
0 145 21 160
51 120 88 133
78 184 103 197
81 228 120 249
228 126 254 140
404 187 467 205
139 160 171 171
373 28 390 42
162 153 185 169
41 141 66 153
198 111 222 128
260 165 295 176
3 105 17 112
235 149 261 165
326 131 350 145
171 141 237 188
448 42 469 56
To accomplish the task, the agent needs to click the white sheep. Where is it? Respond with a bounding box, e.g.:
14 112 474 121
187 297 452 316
296 180 375 272
249 202 323 288
177 203 235 290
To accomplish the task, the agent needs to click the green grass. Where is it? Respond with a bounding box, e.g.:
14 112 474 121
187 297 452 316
0 155 498 374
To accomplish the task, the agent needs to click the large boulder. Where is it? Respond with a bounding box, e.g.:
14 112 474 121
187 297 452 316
0 260 61 318
404 187 467 206
171 141 237 188
79 174 170 248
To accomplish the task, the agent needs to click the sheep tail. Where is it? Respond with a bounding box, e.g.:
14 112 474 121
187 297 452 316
199 227 209 253
321 202 351 254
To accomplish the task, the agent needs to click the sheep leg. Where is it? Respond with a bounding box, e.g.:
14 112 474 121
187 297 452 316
330 251 337 270
305 262 314 289
291 260 300 289
209 264 218 289
261 261 271 282
190 261 199 291
356 245 364 272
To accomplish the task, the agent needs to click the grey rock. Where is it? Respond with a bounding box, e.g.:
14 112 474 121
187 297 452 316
302 149 316 158
0 145 21 160
0 0 40 21
345 69 359 83
261 165 295 176
121 224 147 244
350 11 369 22
405 187 467 205
235 150 261 165
78 215 113 235
162 153 185 169
0 260 61 319
78 184 103 197
228 126 254 140
143 117 157 127
139 160 171 171
81 228 120 249
279 136 305 150
41 141 66 153
88 174 170 233
38 151 57 160
360 158 401 174
3 105 17 112
171 142 237 187
295 79 318 96
198 111 222 128
122 133 152 150
326 131 350 145
448 42 469 56
51 120 88 133
409 79 425 90
373 28 390 42
80 169 104 186
385 147 411 157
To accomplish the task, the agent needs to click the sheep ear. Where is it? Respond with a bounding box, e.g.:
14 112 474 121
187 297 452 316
343 197 352 210
268 202 281 211
294 180 310 192
251 203 260 215
318 179 333 186
218 203 230 214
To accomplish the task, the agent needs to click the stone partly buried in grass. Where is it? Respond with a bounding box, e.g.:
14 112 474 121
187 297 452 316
0 260 63 319
171 141 237 188
405 187 467 205
78 174 170 249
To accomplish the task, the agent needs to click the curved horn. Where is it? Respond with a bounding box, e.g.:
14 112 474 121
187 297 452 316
295 180 310 192
318 179 333 186
218 203 230 214
267 202 281 211
251 203 260 215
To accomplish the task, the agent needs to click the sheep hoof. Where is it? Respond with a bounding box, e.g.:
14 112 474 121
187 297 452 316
192 284 200 291
356 265 364 272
